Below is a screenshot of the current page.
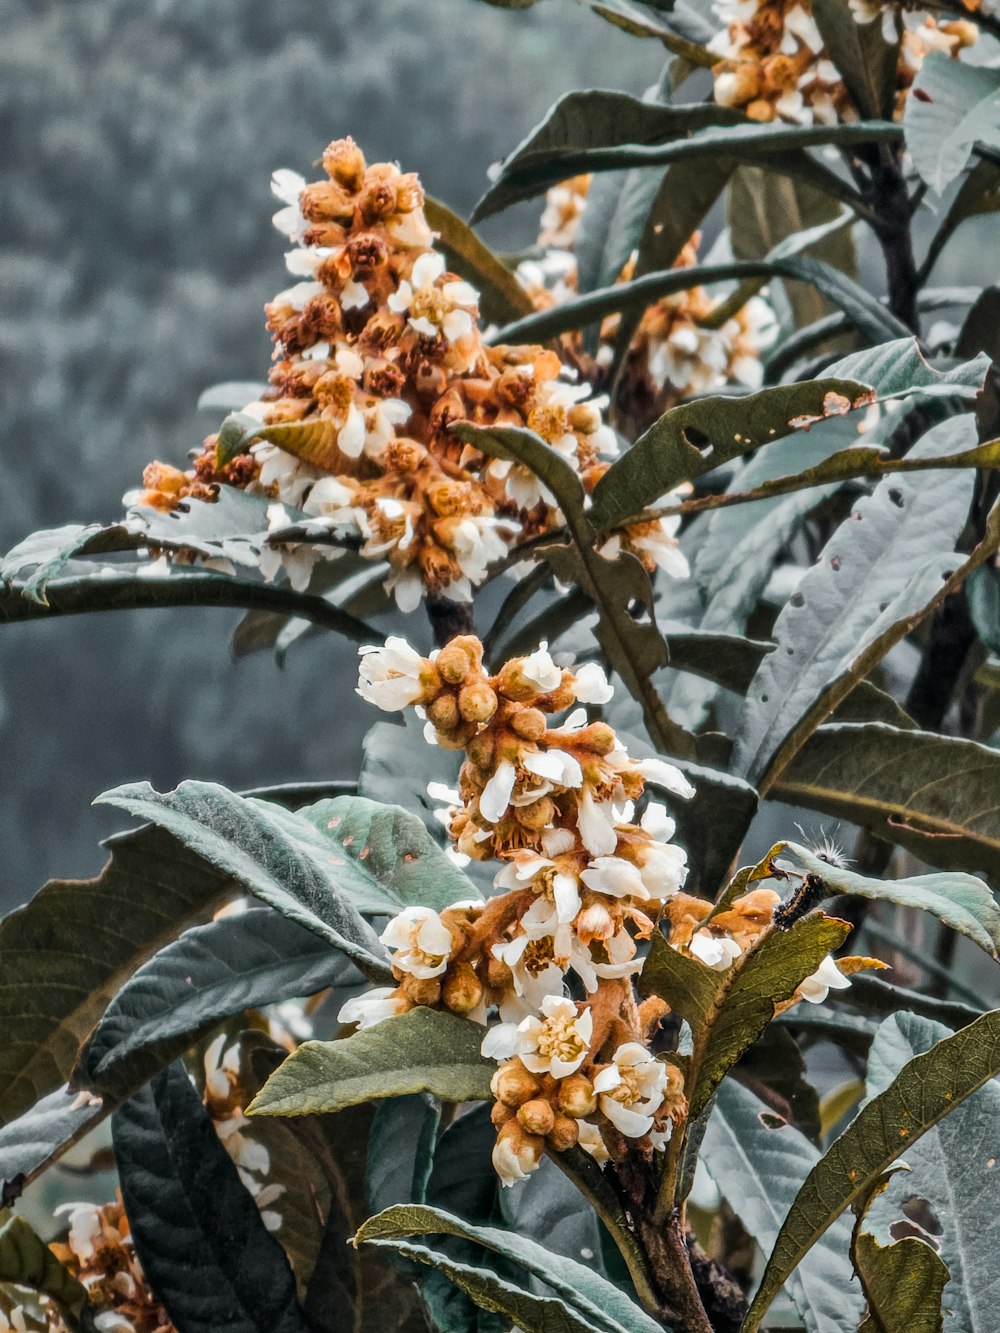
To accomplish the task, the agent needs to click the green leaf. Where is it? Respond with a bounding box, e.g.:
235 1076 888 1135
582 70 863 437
727 168 858 330
919 158 1000 283
366 1095 441 1215
113 1062 309 1333
687 912 851 1117
362 1237 604 1333
781 839 1000 958
639 928 719 1030
492 254 906 348
775 722 1000 886
197 380 267 412
0 1086 106 1204
0 1216 87 1318
811 0 898 121
589 378 872 530
79 910 361 1102
0 824 232 1129
733 415 982 788
424 196 534 325
246 1009 495 1117
862 1012 1000 1333
453 422 694 757
0 562 376 643
473 95 896 220
471 91 742 220
573 164 666 296
905 53 1000 193
95 781 395 982
825 338 990 398
701 1079 864 1333
742 1006 1000 1332
355 1204 664 1333
853 1226 948 1333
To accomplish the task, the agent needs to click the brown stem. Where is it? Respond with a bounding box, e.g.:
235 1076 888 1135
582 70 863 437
427 595 475 648
869 153 921 335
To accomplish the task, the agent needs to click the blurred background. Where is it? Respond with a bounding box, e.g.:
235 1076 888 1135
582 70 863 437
0 0 663 909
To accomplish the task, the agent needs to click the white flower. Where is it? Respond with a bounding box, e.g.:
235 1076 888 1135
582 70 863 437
270 280 325 311
576 1118 610 1164
798 955 851 1004
380 906 455 978
494 854 581 923
480 758 518 823
271 168 307 239
580 855 650 900
688 931 742 971
577 788 620 857
358 637 426 711
521 642 562 692
54 1202 102 1263
385 563 426 613
574 661 614 704
338 987 409 1030
493 1126 543 1187
363 396 412 460
629 516 691 580
523 748 583 788
94 1316 136 1333
593 1042 668 1137
637 758 696 800
387 251 479 342
446 513 518 585
517 995 593 1079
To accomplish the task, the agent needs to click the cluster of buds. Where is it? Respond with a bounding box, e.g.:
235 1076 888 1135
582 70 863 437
345 634 854 1185
45 1198 173 1333
130 139 683 610
517 187 777 431
708 0 978 125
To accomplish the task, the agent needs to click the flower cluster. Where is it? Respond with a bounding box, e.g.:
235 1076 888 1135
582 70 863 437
346 634 853 1185
708 0 978 125
517 188 777 425
131 139 672 610
45 1199 173 1333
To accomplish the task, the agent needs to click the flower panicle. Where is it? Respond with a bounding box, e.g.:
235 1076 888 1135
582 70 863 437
129 139 688 606
347 633 857 1185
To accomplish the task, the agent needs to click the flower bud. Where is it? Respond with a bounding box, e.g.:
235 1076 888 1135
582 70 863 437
510 707 547 741
399 974 441 1007
492 1120 544 1186
577 722 617 755
466 731 496 769
557 1074 597 1119
745 98 776 123
491 1099 516 1127
323 136 366 190
491 1060 540 1108
443 963 484 1016
437 640 477 684
540 677 577 712
575 901 615 945
427 693 460 732
435 721 477 751
517 1098 556 1137
547 1114 580 1153
458 682 498 724
515 797 556 831
486 955 513 991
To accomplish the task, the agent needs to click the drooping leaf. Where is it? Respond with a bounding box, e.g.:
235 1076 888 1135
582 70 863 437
905 53 1000 193
701 1079 864 1333
742 1006 1000 1332
919 157 1000 283
727 168 857 330
825 338 990 399
775 722 1000 884
113 1062 309 1333
424 196 534 325
780 840 1000 959
573 164 666 296
366 1095 441 1215
853 1225 948 1333
247 1009 494 1117
0 824 232 1129
589 378 872 530
639 929 719 1030
80 910 362 1102
197 380 268 413
733 416 983 789
95 781 400 981
354 1204 664 1333
492 254 906 348
812 0 898 121
0 1216 87 1318
862 1012 1000 1333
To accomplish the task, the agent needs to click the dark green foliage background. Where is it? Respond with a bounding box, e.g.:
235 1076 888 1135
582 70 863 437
0 0 661 906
